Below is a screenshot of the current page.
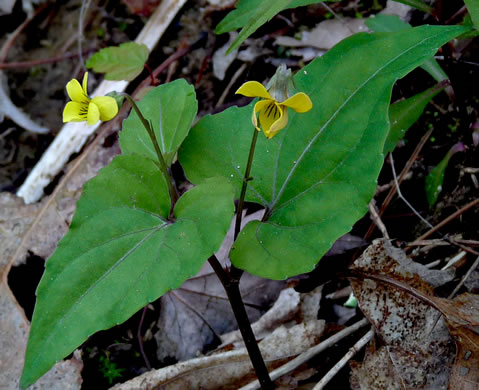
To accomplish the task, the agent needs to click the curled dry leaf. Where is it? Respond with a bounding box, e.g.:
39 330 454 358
274 18 367 51
349 239 456 390
432 293 479 390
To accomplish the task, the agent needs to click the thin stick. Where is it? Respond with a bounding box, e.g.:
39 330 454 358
389 153 433 229
240 318 369 390
312 329 375 390
216 63 247 108
447 255 479 299
429 254 479 333
0 50 94 69
408 198 479 244
137 306 152 370
368 200 389 238
0 3 49 62
364 128 433 239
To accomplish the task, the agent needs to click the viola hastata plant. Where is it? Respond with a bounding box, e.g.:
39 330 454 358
21 19 469 390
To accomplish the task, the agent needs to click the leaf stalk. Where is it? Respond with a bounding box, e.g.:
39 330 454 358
122 94 178 206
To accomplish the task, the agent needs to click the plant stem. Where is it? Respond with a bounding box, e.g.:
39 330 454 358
123 94 178 205
209 127 273 388
234 128 259 240
208 255 274 389
230 127 260 281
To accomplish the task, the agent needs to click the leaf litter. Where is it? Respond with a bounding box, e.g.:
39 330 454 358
349 239 479 390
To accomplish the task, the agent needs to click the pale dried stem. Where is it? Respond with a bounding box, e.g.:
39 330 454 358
215 63 247 108
312 328 374 390
239 318 369 390
368 200 389 239
389 153 433 229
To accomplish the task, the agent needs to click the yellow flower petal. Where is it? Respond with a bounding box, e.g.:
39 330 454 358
253 100 270 130
91 96 118 121
236 81 273 100
281 92 313 113
63 101 88 122
87 102 100 125
258 101 283 137
66 78 89 104
82 72 89 95
266 107 289 138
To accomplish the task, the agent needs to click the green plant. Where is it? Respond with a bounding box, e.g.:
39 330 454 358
98 354 125 385
20 2 476 389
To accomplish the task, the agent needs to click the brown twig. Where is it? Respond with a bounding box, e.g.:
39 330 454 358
363 128 434 240
0 50 94 70
0 3 49 62
408 198 479 245
445 5 467 25
195 36 215 88
144 63 158 86
134 46 192 93
447 255 479 299
137 306 152 370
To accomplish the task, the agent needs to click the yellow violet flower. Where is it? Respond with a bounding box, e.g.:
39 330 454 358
63 72 118 125
236 67 312 139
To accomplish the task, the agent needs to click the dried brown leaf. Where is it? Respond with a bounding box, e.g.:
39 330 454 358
349 240 456 389
432 294 479 390
155 264 284 361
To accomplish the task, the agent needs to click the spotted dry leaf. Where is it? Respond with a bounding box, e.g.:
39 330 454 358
349 239 456 389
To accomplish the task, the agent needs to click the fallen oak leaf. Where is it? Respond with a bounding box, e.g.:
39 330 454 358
350 258 479 389
432 294 479 390
348 240 456 389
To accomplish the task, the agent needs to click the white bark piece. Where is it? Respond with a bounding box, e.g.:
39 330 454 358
17 0 188 204
0 72 49 134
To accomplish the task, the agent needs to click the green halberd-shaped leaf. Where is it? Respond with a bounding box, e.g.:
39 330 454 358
20 155 234 388
216 0 328 35
179 25 469 280
120 80 198 166
221 0 338 54
86 42 149 81
366 15 449 84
